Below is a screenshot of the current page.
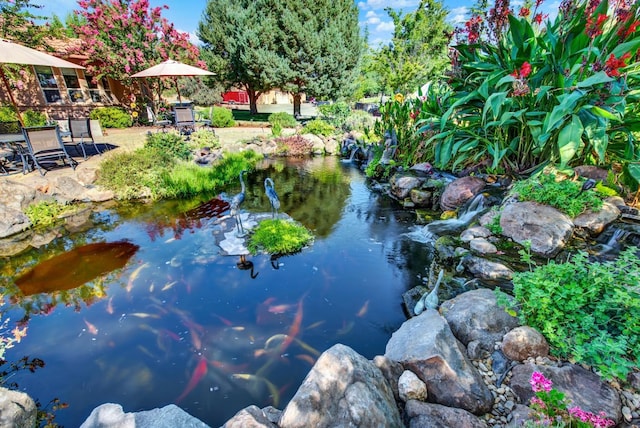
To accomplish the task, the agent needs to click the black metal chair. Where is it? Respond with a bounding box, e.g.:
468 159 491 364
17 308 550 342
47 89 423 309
174 106 196 136
68 118 101 159
146 105 172 132
0 121 29 174
22 126 77 176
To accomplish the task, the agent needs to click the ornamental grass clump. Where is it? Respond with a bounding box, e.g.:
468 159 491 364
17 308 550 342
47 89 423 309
497 247 640 380
247 219 313 256
525 371 615 427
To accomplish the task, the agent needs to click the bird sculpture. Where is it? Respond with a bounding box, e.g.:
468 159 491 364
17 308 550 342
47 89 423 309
579 178 597 194
264 177 280 219
414 269 444 315
230 170 248 236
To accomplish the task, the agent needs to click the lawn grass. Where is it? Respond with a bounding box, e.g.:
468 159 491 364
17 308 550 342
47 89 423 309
230 109 271 123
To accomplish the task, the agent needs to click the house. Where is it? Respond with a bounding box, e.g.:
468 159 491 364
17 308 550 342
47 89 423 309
0 38 129 121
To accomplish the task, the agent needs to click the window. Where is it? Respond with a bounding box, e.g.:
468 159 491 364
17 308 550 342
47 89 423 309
86 75 102 102
62 68 85 103
34 65 61 103
101 77 114 103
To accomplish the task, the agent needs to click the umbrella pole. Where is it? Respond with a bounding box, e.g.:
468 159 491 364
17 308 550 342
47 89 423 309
0 66 25 127
174 76 182 105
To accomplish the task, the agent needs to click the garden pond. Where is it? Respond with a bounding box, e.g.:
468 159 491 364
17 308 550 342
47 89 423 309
0 156 456 427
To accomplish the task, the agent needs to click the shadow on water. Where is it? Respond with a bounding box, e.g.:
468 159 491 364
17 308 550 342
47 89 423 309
0 157 432 427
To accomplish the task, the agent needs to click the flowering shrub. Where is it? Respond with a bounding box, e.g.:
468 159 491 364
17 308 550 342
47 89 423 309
526 371 615 427
415 0 640 178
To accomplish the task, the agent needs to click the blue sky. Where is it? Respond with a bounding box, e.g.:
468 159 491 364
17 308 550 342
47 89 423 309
40 0 558 47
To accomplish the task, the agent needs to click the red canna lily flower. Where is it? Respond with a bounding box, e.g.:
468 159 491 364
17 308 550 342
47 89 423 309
604 52 631 77
519 7 531 17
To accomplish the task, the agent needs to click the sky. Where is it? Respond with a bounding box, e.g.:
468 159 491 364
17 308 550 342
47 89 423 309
39 0 559 48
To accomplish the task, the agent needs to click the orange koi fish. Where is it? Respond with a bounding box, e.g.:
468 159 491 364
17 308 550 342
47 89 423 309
175 357 208 403
280 295 305 353
356 300 369 317
126 262 150 293
84 319 98 335
268 304 296 314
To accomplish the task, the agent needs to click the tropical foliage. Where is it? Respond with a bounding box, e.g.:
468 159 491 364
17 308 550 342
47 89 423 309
378 0 640 184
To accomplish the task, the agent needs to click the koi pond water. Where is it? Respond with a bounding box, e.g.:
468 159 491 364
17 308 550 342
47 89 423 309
1 156 439 427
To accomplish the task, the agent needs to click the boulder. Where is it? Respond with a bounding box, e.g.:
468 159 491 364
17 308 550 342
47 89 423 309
373 355 405 403
0 179 36 211
399 370 428 402
440 176 485 211
500 201 573 257
509 363 622 424
385 309 493 415
391 174 424 200
501 326 549 361
224 405 278 428
459 255 514 282
573 199 620 235
279 344 402 428
440 289 520 358
80 403 208 428
469 238 498 255
404 399 488 428
0 204 30 239
0 387 37 428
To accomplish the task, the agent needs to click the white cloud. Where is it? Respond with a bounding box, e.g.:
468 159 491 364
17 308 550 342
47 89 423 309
449 7 468 16
449 14 467 24
375 21 395 32
358 0 420 11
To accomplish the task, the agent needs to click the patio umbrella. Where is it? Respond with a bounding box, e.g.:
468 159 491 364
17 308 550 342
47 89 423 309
130 59 214 104
0 38 85 126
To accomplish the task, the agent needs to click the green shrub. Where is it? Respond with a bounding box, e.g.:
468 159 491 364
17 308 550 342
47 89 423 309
210 106 235 128
189 129 220 149
162 150 262 198
268 112 298 129
144 132 192 160
318 101 351 129
97 148 175 200
22 110 47 127
25 200 79 228
302 119 335 137
510 173 603 217
248 219 313 256
0 106 18 122
343 109 377 133
497 247 640 380
90 107 133 128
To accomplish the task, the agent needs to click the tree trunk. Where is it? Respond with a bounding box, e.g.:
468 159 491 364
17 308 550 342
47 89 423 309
247 88 259 115
293 93 301 117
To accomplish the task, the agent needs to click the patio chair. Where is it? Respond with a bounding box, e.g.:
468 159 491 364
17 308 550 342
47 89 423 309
22 125 77 176
68 118 102 159
174 106 196 137
0 121 29 174
146 106 172 132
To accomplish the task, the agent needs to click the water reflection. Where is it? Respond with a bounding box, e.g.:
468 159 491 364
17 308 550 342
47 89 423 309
0 157 426 427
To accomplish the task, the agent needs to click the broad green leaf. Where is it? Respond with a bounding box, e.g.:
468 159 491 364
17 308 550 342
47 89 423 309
557 114 584 167
589 105 621 122
576 71 614 88
611 39 640 59
625 163 640 189
544 90 584 134
483 92 508 122
581 111 608 163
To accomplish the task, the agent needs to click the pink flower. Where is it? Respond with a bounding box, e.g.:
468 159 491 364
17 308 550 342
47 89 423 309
530 371 553 392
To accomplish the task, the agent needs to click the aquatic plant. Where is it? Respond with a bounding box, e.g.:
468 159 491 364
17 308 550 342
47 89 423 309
25 200 81 229
247 219 313 256
497 247 640 380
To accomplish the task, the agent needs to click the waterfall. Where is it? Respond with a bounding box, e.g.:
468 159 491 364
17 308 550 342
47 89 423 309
423 193 487 237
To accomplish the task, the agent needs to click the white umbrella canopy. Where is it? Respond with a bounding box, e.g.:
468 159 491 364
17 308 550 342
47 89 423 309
130 59 214 104
0 39 85 126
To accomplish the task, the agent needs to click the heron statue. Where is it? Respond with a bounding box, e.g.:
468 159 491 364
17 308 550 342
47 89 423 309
414 269 444 315
230 170 248 236
264 177 280 218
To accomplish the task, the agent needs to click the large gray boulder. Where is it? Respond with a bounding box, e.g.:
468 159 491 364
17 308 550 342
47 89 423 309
223 405 278 428
459 255 514 283
80 403 209 428
440 289 521 359
404 400 488 428
573 198 620 235
0 204 30 239
279 344 402 428
509 363 622 424
0 179 36 211
500 201 573 257
0 387 37 428
385 309 493 415
390 173 425 200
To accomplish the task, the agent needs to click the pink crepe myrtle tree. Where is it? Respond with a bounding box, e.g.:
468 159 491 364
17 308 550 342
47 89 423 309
71 0 206 107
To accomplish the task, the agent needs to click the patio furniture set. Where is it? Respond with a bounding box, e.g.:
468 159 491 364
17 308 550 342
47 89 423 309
0 118 101 176
147 104 213 137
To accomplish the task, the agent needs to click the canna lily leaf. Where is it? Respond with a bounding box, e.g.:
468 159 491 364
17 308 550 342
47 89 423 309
557 114 584 167
483 92 508 122
611 39 640 59
544 90 584 134
589 106 621 122
576 72 614 89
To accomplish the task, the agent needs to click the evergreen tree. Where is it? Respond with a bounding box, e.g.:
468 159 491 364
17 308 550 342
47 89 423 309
274 0 362 116
373 0 452 95
198 0 286 115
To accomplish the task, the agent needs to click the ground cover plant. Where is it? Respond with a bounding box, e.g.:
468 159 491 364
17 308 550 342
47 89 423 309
247 219 313 256
25 201 83 229
497 246 640 381
510 172 604 217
